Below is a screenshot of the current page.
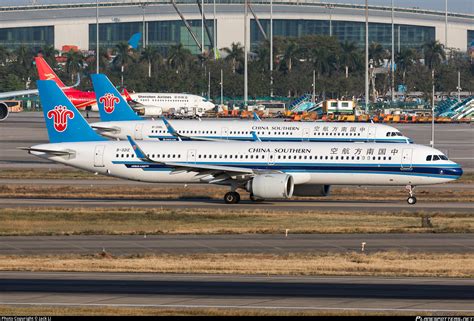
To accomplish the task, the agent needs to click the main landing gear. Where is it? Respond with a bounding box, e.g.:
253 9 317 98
224 191 240 204
406 185 417 205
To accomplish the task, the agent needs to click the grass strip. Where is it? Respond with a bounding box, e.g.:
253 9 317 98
0 184 472 202
1 252 472 278
0 207 472 235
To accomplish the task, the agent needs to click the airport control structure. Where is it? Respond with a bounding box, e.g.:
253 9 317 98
0 0 473 54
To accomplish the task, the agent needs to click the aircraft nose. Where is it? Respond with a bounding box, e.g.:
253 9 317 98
441 166 463 178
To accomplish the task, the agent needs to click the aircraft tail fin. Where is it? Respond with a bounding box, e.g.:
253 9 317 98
35 56 66 88
91 74 142 122
37 80 107 143
122 88 132 101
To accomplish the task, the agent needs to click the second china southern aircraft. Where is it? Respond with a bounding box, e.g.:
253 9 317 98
23 80 463 205
90 74 411 143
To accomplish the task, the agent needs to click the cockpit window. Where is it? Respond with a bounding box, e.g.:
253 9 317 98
387 132 403 137
427 154 448 161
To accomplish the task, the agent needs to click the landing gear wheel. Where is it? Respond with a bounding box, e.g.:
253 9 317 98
224 191 240 204
407 196 417 205
250 194 264 202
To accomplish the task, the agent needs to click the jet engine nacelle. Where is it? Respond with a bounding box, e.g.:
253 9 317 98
0 102 9 121
293 184 331 197
135 106 163 117
247 174 294 199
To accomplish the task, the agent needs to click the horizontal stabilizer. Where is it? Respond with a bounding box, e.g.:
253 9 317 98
18 147 74 156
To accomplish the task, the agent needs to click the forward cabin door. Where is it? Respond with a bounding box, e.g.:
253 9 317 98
401 148 413 170
187 149 197 164
134 123 143 140
94 145 105 167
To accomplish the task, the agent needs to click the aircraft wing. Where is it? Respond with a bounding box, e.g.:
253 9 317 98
0 89 39 99
0 76 80 100
18 147 75 156
127 136 273 184
91 125 121 133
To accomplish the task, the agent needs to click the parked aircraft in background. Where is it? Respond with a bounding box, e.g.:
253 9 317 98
90 74 412 143
23 80 462 205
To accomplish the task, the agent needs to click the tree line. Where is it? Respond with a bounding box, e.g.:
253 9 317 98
0 35 472 104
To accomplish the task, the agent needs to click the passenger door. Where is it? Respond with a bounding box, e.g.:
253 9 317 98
134 123 143 140
93 145 105 168
401 148 413 170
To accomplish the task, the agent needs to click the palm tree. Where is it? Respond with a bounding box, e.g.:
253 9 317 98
65 50 84 82
339 41 359 78
369 42 387 66
167 43 193 72
422 40 446 69
113 42 135 86
0 46 10 65
281 40 299 73
222 42 244 74
396 48 417 83
312 46 332 78
38 44 58 68
140 46 162 78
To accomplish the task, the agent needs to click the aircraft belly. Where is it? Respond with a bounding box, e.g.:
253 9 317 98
304 172 453 186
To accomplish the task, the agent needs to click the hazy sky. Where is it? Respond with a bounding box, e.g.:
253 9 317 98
3 0 474 14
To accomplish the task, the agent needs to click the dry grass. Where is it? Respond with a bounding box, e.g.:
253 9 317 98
1 252 472 278
0 305 452 316
0 207 472 235
0 183 472 202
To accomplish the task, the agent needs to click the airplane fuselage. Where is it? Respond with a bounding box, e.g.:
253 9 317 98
92 120 412 143
30 141 461 186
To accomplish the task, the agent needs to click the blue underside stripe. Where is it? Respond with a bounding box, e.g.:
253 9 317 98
111 161 461 178
147 135 410 143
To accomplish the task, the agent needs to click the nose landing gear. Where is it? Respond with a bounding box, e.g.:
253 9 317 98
406 185 417 205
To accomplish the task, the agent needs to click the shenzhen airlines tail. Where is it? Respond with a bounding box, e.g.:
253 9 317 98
90 74 412 143
24 80 463 205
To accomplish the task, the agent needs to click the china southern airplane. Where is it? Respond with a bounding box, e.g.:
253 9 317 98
23 80 462 205
90 74 411 143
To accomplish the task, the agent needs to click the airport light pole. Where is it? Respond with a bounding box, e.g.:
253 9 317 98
202 0 205 54
213 0 217 59
365 0 369 113
457 71 461 102
220 69 223 106
208 71 211 100
270 0 273 97
96 0 99 74
431 69 435 147
445 0 448 48
244 0 248 108
142 3 146 49
325 4 334 37
391 0 395 103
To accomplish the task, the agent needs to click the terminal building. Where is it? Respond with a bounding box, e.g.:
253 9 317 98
0 0 473 55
